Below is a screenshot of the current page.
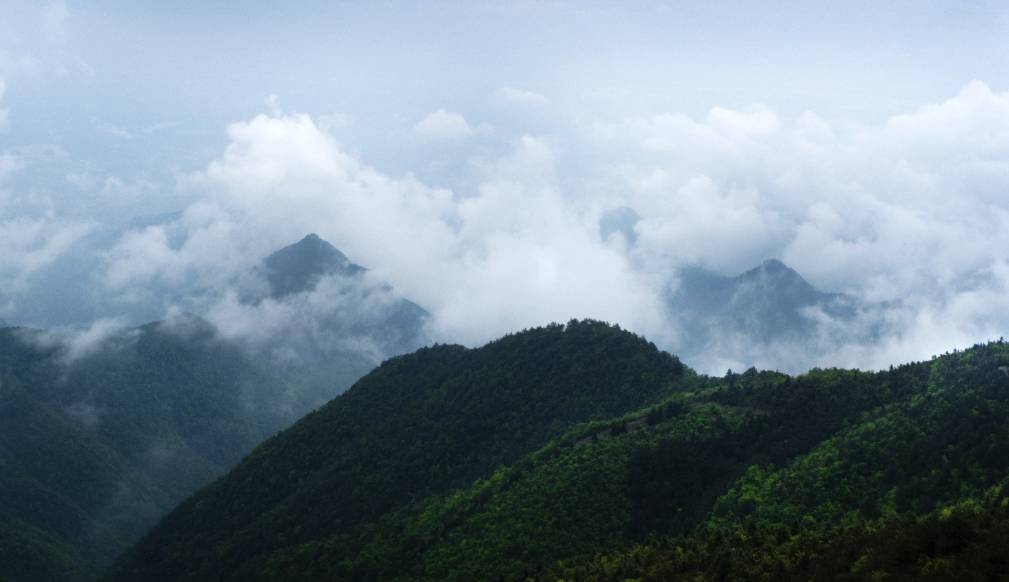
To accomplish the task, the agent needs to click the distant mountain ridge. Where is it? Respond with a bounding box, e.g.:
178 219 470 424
668 259 862 371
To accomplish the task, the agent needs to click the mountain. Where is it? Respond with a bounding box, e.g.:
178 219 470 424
107 324 1009 581
104 321 690 581
0 318 300 581
257 233 428 355
2 224 428 405
674 259 851 335
0 234 432 581
261 233 365 298
668 259 864 372
596 205 869 373
543 342 1009 581
240 233 431 408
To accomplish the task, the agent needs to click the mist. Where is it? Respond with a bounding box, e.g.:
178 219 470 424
4 2 1009 375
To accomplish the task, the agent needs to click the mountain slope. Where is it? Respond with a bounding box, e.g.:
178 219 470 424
541 341 1009 581
0 319 298 580
109 328 1009 581
544 497 1009 581
105 321 691 581
281 340 1009 581
255 365 914 581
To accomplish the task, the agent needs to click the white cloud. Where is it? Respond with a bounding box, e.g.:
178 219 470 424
0 1 91 79
59 318 132 362
582 81 1009 370
81 81 1009 374
706 104 779 138
0 217 93 300
103 112 669 349
106 113 459 301
493 87 548 106
0 150 96 305
414 109 489 140
18 317 135 364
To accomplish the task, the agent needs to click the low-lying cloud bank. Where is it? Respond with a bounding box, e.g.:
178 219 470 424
8 81 1009 374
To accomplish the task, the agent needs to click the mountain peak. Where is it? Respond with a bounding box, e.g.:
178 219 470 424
760 258 789 272
263 234 365 298
738 258 806 285
730 258 842 320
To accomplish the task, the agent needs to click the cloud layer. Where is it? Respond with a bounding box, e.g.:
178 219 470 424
7 80 1009 375
414 109 489 141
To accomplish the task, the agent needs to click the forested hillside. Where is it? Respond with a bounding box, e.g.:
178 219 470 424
106 323 1009 581
105 321 691 581
0 319 298 581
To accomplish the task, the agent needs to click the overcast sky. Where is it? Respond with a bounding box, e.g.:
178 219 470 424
4 1 1009 372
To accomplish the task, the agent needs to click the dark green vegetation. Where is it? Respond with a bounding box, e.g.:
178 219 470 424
106 321 689 580
1 233 433 582
0 318 299 581
106 322 1009 581
544 495 1009 581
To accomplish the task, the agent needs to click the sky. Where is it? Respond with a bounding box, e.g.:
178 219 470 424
4 0 1009 373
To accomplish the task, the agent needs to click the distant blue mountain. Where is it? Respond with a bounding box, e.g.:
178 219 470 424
667 259 865 371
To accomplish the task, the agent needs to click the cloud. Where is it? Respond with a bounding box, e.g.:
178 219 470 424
592 81 1009 287
0 1 91 79
75 80 1009 374
102 112 668 350
102 112 458 332
493 87 548 106
580 80 1009 370
20 317 135 364
414 109 489 140
0 150 94 304
0 216 94 303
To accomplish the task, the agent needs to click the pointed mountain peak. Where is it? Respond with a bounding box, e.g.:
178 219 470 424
759 258 790 272
731 258 836 309
738 258 805 283
290 233 332 251
263 234 365 298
